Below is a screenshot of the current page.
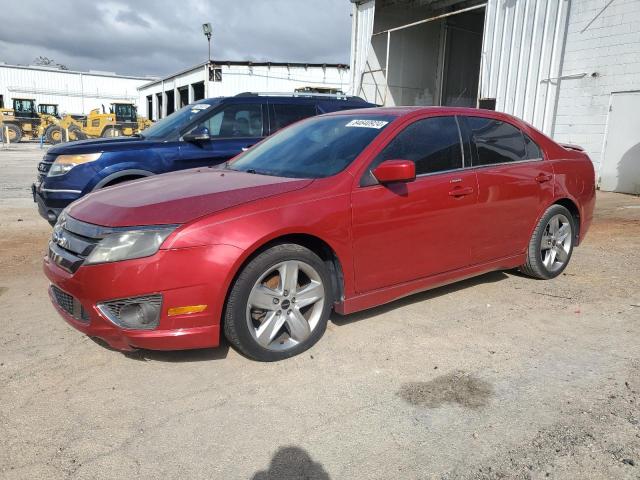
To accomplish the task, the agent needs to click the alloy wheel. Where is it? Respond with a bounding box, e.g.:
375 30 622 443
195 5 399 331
246 260 325 351
541 213 572 273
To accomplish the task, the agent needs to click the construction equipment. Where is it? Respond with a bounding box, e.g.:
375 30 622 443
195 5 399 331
45 102 152 144
0 98 40 143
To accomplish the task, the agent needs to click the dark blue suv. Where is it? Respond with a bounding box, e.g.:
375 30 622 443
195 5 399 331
33 93 375 224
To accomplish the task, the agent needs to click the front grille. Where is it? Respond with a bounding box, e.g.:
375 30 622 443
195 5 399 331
37 153 56 178
49 213 105 273
51 285 90 323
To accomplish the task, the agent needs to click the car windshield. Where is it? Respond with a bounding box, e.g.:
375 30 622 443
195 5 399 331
229 114 396 178
141 101 220 140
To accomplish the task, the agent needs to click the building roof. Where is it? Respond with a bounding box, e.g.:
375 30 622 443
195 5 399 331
138 60 350 89
0 62 157 81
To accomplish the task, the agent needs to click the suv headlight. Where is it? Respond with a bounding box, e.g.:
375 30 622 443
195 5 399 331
47 153 102 177
85 226 177 265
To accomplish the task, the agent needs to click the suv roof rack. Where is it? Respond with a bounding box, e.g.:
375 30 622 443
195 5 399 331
234 91 363 101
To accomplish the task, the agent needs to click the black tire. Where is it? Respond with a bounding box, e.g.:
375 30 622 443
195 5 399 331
45 125 62 144
520 204 576 279
4 123 22 143
101 127 122 138
69 125 86 141
224 243 333 361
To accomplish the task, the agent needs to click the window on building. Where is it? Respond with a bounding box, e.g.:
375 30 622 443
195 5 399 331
466 117 527 165
199 104 263 138
371 116 463 176
271 104 317 133
209 67 222 82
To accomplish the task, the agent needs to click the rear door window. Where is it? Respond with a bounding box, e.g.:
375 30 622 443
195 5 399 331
466 117 527 166
270 103 317 133
369 116 463 177
200 104 264 138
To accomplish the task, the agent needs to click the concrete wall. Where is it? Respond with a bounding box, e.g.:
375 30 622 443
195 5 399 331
552 0 640 174
0 64 151 115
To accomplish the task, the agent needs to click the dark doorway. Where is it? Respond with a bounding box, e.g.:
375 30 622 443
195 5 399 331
146 95 152 118
192 81 205 101
166 90 175 115
156 93 163 119
441 9 485 107
178 87 189 107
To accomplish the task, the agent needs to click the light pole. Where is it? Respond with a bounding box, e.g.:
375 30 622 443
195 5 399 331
202 23 212 63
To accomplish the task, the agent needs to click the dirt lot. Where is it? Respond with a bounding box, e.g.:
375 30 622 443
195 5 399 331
1 143 639 479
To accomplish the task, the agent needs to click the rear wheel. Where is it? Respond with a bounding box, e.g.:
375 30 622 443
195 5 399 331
102 127 122 138
521 204 575 279
224 244 332 361
4 123 22 143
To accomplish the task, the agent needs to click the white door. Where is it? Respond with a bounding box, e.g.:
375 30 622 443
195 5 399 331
600 91 640 194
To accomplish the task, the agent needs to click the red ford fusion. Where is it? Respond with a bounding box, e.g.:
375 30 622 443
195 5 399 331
44 107 595 361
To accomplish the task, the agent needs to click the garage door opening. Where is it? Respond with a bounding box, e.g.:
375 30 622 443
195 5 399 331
361 3 485 107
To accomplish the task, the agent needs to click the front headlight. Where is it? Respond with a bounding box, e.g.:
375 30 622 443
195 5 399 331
47 153 102 177
85 226 177 265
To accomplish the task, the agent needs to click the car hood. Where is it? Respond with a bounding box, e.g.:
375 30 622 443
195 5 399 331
67 168 313 227
48 136 154 155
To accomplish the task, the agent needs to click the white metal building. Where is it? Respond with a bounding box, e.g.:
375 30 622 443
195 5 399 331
137 60 350 121
0 63 155 115
349 0 640 194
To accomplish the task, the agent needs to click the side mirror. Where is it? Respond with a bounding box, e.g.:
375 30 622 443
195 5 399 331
183 127 211 143
372 159 415 184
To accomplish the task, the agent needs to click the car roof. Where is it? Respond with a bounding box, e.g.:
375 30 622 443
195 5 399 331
325 105 531 123
197 94 371 106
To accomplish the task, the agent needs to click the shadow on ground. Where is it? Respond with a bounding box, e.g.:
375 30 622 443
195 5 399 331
331 270 510 326
251 446 330 480
90 336 230 362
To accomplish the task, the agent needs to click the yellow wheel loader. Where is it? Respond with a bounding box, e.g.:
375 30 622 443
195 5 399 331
46 102 152 143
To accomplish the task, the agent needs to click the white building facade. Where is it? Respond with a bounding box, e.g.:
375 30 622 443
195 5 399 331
349 0 640 194
138 61 351 122
0 63 154 115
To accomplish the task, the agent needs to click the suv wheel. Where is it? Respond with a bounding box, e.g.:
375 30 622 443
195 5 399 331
224 244 332 361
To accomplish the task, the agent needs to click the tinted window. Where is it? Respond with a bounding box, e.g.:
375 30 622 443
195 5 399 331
467 117 527 165
371 116 463 176
201 104 263 138
524 134 543 159
272 104 317 132
230 114 395 179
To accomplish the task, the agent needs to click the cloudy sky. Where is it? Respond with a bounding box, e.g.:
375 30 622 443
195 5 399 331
0 0 353 77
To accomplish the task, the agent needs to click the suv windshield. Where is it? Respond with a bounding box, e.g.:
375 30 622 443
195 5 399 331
142 101 220 140
229 114 396 178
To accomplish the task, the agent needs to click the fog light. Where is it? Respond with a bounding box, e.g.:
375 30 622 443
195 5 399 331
97 294 162 330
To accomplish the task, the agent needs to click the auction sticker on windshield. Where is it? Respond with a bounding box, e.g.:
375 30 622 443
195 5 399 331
190 104 211 112
345 119 389 129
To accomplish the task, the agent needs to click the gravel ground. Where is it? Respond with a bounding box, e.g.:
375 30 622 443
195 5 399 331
0 143 639 479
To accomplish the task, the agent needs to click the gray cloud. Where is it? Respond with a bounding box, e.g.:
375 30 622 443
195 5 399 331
0 0 352 77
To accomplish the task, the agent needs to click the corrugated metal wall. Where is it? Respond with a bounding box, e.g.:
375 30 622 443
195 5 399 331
0 65 150 115
480 0 571 134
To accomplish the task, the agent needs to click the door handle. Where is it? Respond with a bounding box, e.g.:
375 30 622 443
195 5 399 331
448 186 474 197
535 173 553 183
241 144 255 152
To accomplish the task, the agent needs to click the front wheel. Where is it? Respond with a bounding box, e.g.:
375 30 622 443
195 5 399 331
520 204 575 279
224 244 332 361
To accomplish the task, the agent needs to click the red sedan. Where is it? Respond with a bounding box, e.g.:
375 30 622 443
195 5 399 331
44 107 596 361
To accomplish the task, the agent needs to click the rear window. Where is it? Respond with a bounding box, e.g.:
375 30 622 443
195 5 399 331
466 117 527 166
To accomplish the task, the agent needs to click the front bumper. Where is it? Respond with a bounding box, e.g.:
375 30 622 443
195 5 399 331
43 243 243 351
32 182 78 224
